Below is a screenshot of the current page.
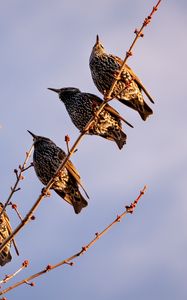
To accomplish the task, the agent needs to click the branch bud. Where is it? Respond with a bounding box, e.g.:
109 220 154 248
46 264 52 271
22 260 29 268
65 135 70 143
11 203 17 210
30 282 35 287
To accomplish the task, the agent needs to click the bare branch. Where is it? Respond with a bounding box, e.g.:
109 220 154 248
65 135 70 154
10 203 23 222
0 260 29 285
0 186 146 296
0 145 34 220
22 163 33 172
104 0 162 101
0 0 161 257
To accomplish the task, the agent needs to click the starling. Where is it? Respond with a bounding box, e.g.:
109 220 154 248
89 35 154 121
0 203 12 266
28 131 88 214
48 87 133 150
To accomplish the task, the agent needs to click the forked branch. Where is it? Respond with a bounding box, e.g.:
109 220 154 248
0 0 161 256
0 144 33 220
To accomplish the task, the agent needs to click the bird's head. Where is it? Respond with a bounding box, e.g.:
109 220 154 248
92 35 105 55
48 87 80 101
27 131 52 147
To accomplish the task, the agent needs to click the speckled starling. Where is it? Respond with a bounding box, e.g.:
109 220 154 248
0 203 12 266
28 131 88 214
89 35 154 121
48 87 132 150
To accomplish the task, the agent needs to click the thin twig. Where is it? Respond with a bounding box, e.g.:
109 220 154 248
0 145 34 220
10 203 23 222
0 260 29 285
0 0 161 255
22 163 33 172
0 186 147 296
104 0 162 101
65 135 70 154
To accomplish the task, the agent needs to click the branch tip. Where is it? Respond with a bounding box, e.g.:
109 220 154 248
64 260 74 266
24 280 35 287
22 260 29 268
65 135 70 143
141 185 147 194
11 203 17 210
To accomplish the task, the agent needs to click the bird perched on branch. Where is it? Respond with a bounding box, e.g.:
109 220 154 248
89 35 154 121
28 131 88 214
48 87 133 150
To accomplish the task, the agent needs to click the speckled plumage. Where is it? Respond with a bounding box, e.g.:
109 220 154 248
48 87 128 150
0 203 12 266
89 35 154 121
28 131 88 214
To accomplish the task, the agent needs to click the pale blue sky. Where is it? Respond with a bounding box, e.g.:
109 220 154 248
0 1 187 299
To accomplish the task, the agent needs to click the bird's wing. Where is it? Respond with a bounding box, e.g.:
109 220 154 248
105 104 133 128
66 160 81 184
58 150 81 184
0 207 19 256
66 160 89 199
85 93 133 128
113 55 154 104
125 64 155 104
112 54 123 66
85 93 119 114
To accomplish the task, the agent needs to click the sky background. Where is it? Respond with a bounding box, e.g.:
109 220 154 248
0 0 187 299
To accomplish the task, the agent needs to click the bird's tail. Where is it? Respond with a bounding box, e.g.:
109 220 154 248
118 98 153 121
115 129 127 150
55 190 88 214
138 101 153 121
106 127 127 150
0 204 12 266
0 242 12 266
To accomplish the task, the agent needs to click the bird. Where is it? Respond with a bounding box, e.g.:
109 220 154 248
89 35 154 121
28 131 88 214
0 203 13 266
48 87 133 150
